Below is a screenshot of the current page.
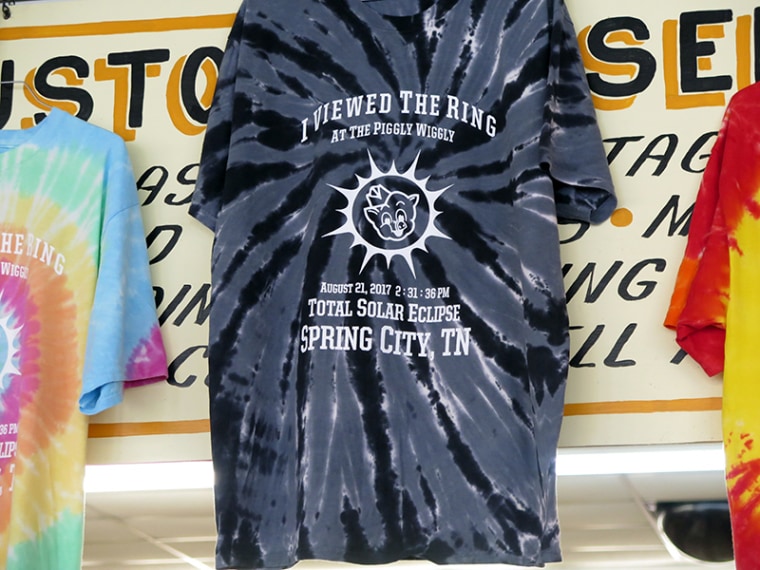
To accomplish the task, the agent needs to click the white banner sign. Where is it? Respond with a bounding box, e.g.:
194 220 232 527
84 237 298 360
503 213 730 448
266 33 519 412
1 0 749 461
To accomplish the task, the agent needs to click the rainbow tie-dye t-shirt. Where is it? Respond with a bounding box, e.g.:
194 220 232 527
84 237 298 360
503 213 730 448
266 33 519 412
0 107 168 569
666 82 760 570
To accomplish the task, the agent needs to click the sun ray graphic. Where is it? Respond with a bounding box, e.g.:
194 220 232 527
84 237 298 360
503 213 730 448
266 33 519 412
0 306 22 404
324 150 450 276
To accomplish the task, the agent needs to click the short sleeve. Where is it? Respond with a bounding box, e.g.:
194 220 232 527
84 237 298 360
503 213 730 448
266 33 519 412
671 203 729 377
79 139 168 415
664 125 725 331
541 0 616 224
664 100 732 377
190 5 245 231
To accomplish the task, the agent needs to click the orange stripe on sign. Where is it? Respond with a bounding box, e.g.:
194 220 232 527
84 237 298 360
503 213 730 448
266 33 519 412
87 399 723 438
88 419 211 438
0 14 236 41
564 397 722 416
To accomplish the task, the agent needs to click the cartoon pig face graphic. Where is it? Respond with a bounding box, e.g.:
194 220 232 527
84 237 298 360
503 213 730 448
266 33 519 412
363 184 420 242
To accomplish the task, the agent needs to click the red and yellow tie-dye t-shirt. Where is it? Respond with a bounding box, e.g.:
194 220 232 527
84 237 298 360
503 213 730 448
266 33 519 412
666 82 760 570
0 108 168 570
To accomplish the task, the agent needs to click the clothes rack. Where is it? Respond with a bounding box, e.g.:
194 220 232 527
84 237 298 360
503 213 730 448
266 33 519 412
0 79 51 108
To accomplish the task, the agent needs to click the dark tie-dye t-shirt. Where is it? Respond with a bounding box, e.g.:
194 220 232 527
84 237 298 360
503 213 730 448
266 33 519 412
191 0 615 568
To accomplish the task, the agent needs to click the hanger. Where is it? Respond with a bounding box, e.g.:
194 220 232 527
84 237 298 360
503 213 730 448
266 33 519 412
0 79 52 109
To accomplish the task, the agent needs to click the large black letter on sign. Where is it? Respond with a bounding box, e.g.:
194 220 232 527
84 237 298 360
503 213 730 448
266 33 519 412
107 49 171 128
585 17 656 98
679 10 733 94
180 47 223 125
35 56 94 121
0 60 14 128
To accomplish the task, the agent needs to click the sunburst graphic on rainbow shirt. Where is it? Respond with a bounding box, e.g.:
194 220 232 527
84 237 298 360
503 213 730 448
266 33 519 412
0 297 22 411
